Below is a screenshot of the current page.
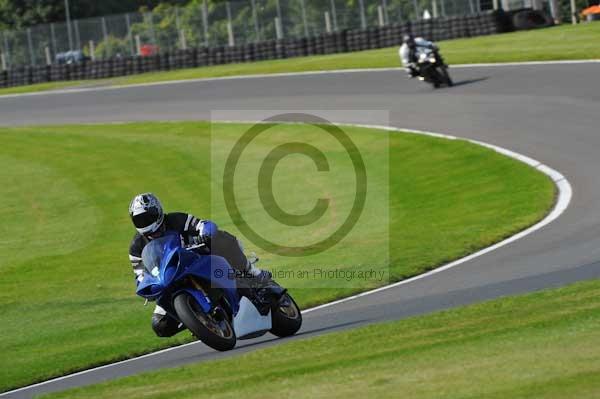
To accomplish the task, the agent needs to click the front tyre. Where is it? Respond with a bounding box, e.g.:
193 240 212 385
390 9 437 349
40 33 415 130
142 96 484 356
270 293 302 337
427 66 441 88
173 292 236 351
440 66 453 87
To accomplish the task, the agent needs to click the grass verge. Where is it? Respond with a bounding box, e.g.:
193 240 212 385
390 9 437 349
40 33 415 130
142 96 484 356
0 80 88 96
1 23 599 96
40 278 600 399
0 122 554 392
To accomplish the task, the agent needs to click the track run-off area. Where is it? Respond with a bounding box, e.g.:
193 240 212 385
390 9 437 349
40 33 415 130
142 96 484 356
1 61 600 398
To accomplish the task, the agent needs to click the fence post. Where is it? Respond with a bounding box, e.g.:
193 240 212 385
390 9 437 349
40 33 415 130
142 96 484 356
325 12 332 33
275 17 284 39
250 0 260 41
65 0 74 51
125 13 135 56
146 12 157 46
45 46 52 65
135 35 141 56
467 0 475 14
276 0 283 37
227 23 235 46
175 6 182 50
330 0 338 31
412 0 421 20
50 23 58 56
1 53 6 71
89 40 95 61
27 28 35 66
358 0 367 28
2 32 9 68
382 0 390 25
202 0 210 46
300 0 309 37
226 1 235 46
74 20 81 50
549 0 560 22
570 0 577 24
101 17 108 43
180 30 187 50
378 5 385 26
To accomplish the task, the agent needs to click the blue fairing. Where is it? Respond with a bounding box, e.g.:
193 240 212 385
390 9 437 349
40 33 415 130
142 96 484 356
173 288 212 313
136 232 240 316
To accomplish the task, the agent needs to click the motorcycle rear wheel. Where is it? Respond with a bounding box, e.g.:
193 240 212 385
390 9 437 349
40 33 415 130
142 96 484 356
270 293 302 337
174 292 237 351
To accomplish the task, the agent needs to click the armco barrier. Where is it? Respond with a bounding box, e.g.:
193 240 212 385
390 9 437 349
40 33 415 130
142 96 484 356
0 10 519 89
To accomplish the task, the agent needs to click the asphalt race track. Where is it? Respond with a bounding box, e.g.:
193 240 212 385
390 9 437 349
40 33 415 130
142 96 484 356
2 62 600 398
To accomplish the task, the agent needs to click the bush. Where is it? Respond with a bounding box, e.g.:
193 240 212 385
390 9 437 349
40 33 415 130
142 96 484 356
93 35 132 59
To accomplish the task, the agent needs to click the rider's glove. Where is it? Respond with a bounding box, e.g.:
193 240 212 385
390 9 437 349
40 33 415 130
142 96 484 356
194 220 218 247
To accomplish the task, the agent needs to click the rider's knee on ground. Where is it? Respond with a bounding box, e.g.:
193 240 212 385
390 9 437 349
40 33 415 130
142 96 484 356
151 313 181 337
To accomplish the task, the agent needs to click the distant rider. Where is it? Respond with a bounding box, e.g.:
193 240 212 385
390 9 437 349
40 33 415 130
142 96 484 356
399 34 439 78
128 192 272 337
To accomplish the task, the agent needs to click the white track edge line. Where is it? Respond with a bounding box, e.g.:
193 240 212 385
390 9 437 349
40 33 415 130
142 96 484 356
301 123 571 313
0 122 572 397
1 59 598 100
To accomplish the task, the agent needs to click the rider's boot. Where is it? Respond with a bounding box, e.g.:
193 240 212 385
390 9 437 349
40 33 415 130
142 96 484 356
244 255 286 298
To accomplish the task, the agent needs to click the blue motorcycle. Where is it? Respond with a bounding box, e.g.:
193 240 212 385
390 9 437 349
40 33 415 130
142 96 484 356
136 232 302 351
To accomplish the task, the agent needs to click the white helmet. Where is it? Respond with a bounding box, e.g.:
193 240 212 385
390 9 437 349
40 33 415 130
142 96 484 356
129 193 164 236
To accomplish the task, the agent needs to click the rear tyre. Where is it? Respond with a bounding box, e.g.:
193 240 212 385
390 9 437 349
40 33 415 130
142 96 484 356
270 293 302 337
173 292 236 351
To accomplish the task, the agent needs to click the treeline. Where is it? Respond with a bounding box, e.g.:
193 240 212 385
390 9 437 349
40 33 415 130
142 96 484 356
0 0 594 67
0 0 187 30
1 0 594 33
76 0 434 59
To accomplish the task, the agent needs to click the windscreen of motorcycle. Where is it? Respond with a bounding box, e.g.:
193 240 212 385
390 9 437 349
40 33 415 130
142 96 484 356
141 233 179 277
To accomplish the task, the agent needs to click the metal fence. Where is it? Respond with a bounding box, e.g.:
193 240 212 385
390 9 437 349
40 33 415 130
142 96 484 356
0 0 539 70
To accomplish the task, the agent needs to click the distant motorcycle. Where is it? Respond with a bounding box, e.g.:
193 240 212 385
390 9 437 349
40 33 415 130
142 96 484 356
136 232 302 351
416 47 453 88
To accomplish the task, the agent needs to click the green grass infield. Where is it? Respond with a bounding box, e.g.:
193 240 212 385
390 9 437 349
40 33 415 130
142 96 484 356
0 121 554 392
40 277 600 399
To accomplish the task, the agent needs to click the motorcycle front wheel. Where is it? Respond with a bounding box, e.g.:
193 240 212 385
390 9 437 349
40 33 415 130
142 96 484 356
173 292 237 351
270 293 302 337
440 66 453 87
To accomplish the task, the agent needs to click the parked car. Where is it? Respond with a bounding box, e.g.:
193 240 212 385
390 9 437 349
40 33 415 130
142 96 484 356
55 50 89 65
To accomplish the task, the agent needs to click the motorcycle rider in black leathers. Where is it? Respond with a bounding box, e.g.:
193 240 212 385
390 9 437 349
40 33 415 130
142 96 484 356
128 192 272 337
399 33 438 78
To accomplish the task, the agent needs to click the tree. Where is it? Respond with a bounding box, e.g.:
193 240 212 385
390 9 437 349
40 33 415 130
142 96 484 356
0 0 188 30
